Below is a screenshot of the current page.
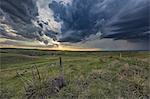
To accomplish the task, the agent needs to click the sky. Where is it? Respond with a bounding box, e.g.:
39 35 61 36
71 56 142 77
0 0 149 51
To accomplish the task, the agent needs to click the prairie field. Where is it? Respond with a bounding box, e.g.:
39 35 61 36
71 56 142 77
0 48 149 99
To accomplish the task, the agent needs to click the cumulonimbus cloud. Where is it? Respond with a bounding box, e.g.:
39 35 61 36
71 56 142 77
0 0 149 50
49 0 149 43
49 0 131 42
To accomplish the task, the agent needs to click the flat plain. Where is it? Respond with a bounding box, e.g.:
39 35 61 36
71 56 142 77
0 48 149 99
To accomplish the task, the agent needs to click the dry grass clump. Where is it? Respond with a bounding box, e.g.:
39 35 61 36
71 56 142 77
118 63 149 99
17 66 66 99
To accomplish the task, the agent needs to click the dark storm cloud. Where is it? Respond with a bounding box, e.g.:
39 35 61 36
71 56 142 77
49 0 149 43
102 0 150 40
0 0 38 23
0 0 39 40
49 0 130 42
0 0 57 45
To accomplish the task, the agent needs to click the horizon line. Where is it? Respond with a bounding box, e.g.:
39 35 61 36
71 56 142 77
0 47 149 52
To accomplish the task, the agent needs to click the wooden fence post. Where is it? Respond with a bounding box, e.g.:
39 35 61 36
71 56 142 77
59 57 64 77
59 57 62 68
120 53 122 58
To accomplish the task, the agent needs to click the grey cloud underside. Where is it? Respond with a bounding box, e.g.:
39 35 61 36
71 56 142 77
102 0 150 40
49 0 150 43
0 0 38 23
0 0 39 40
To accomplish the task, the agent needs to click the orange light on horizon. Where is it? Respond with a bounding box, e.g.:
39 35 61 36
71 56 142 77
0 44 101 51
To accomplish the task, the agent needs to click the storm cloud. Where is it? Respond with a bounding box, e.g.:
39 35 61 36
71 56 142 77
0 0 59 46
49 0 131 42
102 0 150 40
0 0 149 50
49 0 149 43
0 0 39 41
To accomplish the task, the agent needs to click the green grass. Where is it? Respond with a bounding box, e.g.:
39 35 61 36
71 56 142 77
0 48 149 99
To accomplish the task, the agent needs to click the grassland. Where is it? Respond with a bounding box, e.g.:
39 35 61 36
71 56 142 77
0 48 149 99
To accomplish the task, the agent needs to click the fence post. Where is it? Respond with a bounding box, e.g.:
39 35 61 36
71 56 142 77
119 53 122 58
59 57 64 77
59 57 62 68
